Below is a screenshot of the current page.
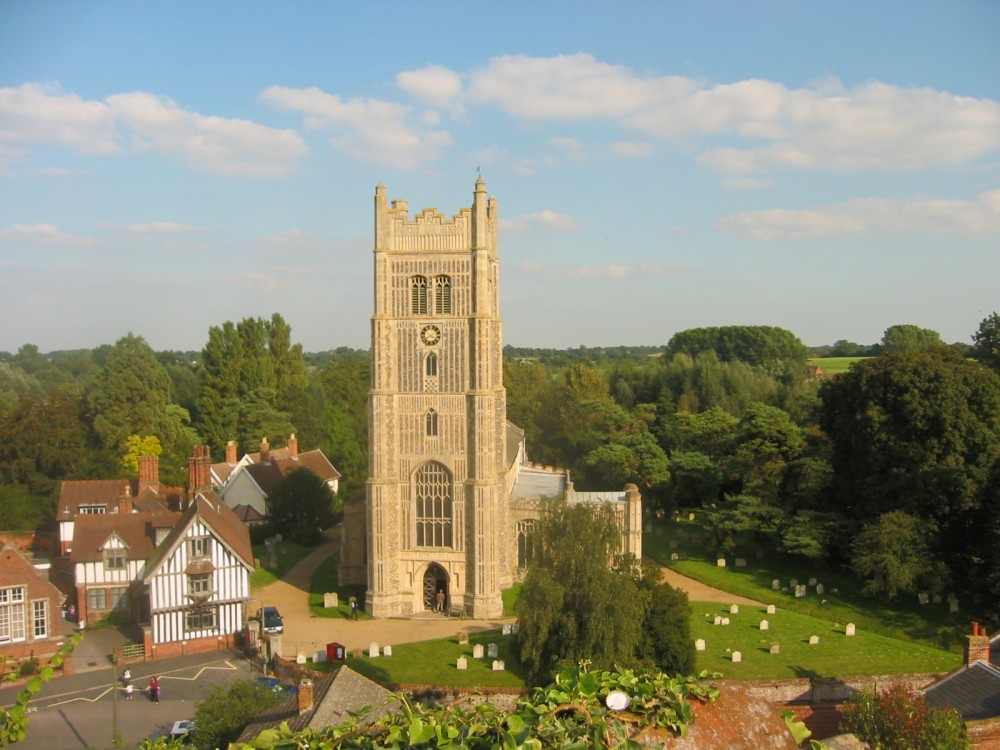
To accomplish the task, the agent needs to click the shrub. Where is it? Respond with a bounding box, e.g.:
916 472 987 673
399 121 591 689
839 683 970 749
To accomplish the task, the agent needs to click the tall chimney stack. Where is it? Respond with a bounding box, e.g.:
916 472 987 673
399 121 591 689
965 622 991 665
288 433 298 458
226 440 237 464
137 455 160 491
297 678 314 714
118 483 133 515
260 437 270 464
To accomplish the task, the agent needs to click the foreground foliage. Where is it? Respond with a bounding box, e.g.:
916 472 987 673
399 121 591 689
232 665 720 749
839 683 969 750
189 679 283 750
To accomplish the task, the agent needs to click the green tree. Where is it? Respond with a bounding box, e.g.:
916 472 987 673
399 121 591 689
635 566 695 675
584 429 670 497
266 467 338 545
664 450 722 509
667 325 808 370
504 358 551 444
971 311 1000 373
724 402 804 505
880 323 944 353
191 679 281 750
121 435 162 476
516 499 645 686
0 484 47 531
851 511 950 599
839 683 970 750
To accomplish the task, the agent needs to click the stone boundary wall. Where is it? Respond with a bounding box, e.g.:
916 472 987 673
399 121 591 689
731 673 939 704
968 719 1000 750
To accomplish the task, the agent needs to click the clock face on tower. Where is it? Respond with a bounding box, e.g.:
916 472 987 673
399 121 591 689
420 325 441 345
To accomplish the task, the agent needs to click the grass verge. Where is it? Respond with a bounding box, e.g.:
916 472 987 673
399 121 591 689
308 552 369 620
250 541 314 590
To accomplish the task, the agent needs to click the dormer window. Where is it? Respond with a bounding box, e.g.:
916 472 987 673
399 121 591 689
103 549 126 570
80 505 106 515
188 573 212 597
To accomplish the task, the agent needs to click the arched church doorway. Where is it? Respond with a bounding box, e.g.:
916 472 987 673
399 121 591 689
423 563 448 612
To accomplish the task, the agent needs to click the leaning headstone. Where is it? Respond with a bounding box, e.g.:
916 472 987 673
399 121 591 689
472 644 484 659
845 623 856 636
815 584 824 596
717 558 727 567
323 592 339 609
732 651 742 663
296 652 307 665
713 616 722 625
769 642 780 655
369 642 379 658
721 617 730 626
759 620 769 631
695 639 706 651
383 645 392 657
729 604 739 614
458 632 469 645
809 635 820 645
918 592 929 605
492 660 505 671
456 656 468 670
772 579 780 590
735 558 747 568
487 643 498 659
808 578 817 586
766 604 776 615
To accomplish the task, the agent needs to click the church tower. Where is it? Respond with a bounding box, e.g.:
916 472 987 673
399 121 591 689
365 179 507 618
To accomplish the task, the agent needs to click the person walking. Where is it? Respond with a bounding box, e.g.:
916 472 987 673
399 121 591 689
124 682 134 700
121 668 131 686
149 675 160 703
350 596 358 620
435 589 445 613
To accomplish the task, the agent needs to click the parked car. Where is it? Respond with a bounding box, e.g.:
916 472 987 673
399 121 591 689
258 606 283 634
170 719 197 741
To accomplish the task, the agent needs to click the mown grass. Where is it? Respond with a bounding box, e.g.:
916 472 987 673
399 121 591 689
308 552 370 620
250 541 314 590
644 519 967 651
807 356 870 374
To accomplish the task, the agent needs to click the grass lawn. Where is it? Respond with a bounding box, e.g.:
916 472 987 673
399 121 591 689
644 519 967 651
690 601 959 680
250 541 314 590
335 628 525 689
808 356 869 374
308 552 369 620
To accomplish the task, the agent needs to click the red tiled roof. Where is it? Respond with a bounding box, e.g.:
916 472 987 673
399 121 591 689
68 512 180 564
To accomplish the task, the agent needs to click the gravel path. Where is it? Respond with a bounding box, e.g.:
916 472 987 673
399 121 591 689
254 530 759 656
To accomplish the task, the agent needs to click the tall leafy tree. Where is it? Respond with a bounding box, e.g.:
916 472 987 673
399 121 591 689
266 467 338 545
972 311 1000 373
851 511 950 599
880 323 944 353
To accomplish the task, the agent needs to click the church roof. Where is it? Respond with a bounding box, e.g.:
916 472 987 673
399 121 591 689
511 464 568 500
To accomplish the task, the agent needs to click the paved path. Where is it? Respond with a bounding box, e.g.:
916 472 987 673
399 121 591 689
254 530 759 658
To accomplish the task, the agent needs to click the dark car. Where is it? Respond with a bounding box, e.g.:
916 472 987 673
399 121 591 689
258 606 283 634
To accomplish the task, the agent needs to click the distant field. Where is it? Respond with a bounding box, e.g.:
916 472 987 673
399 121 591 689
808 356 870 374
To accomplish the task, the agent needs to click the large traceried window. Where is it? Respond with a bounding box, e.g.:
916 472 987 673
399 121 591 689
516 520 537 567
415 462 452 548
434 275 451 314
411 276 428 315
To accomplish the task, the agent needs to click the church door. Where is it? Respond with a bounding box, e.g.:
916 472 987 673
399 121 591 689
423 564 448 611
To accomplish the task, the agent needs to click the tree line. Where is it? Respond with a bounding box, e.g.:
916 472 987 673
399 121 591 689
1 315 998 622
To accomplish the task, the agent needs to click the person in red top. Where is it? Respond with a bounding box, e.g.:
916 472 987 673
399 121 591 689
149 676 160 703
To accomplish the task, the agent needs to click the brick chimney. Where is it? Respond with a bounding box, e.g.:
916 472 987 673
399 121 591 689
118 483 133 515
260 437 270 463
226 440 237 464
137 455 159 491
288 433 298 458
297 678 314 714
965 622 991 665
187 445 213 498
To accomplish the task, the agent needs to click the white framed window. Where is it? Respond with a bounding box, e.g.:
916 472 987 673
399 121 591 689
103 549 126 570
80 505 106 515
184 606 217 631
188 536 211 559
88 588 107 611
32 600 48 639
110 587 129 610
188 573 212 596
0 587 27 644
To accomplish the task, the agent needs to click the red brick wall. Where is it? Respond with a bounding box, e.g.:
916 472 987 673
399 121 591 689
969 719 1000 750
149 632 237 660
0 547 65 662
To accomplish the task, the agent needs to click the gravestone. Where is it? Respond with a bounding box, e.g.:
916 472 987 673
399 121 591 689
671 553 679 561
721 617 730 626
932 594 941 604
502 624 512 635
456 656 467 670
789 578 798 588
729 604 739 614
458 632 469 645
314 649 326 663
770 642 780 655
473 644 484 659
808 578 817 586
918 592 929 605
759 620 769 631
383 645 392 656
323 592 339 609
732 651 742 663
511 623 519 634
487 643 498 658
949 599 960 613
713 616 722 625
369 642 379 658
809 635 820 645
735 558 747 568
766 604 776 614
492 660 505 671
795 585 807 598
695 639 706 651
679 553 687 560
947 592 957 603
815 584 824 595
717 558 726 567
296 652 307 665
772 579 780 590
689 512 696 521
845 623 856 636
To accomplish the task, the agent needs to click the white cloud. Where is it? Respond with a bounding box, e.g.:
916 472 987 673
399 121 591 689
716 189 1000 241
502 210 582 232
397 64 463 108
120 222 203 235
0 223 98 246
108 92 306 176
0 83 120 155
722 176 773 190
518 259 687 279
609 140 655 158
261 85 450 170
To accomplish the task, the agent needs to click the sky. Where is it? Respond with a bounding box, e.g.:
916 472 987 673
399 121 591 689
1 1 998 354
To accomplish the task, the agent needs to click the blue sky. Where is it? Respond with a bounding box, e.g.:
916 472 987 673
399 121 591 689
1 1 998 353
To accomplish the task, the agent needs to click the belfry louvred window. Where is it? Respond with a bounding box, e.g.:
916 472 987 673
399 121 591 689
411 276 428 315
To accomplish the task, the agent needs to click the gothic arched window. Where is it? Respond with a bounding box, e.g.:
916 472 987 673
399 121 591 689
415 462 452 547
425 409 438 437
411 276 428 315
434 275 451 314
516 520 537 567
425 351 437 377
